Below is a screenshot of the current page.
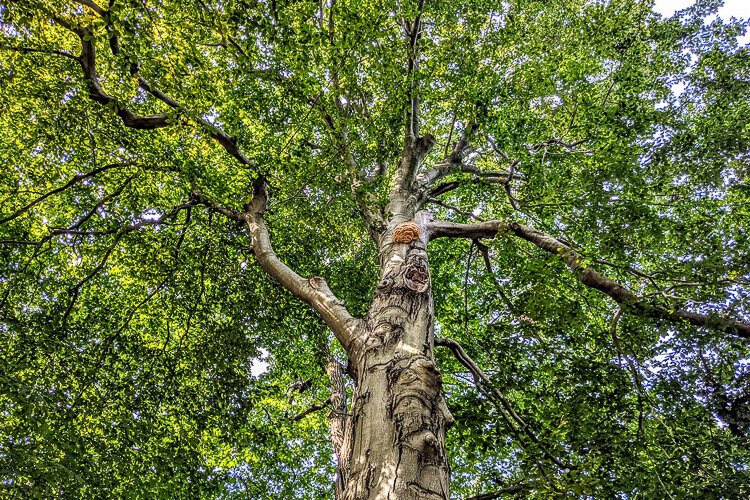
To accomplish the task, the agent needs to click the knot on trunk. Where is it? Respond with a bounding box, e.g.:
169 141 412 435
387 357 444 436
415 133 436 159
403 248 430 293
377 243 430 296
309 276 327 289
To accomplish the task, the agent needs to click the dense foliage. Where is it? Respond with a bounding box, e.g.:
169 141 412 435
1 0 749 497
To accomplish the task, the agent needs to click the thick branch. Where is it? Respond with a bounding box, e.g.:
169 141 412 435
70 25 170 129
388 1 431 220
506 222 750 338
427 219 507 241
429 219 750 338
401 0 426 142
47 17 254 166
192 183 359 351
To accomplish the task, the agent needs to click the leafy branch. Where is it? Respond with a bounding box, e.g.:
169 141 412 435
428 218 750 338
0 162 130 225
9 8 257 167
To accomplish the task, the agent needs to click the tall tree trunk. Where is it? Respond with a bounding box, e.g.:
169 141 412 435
342 216 454 499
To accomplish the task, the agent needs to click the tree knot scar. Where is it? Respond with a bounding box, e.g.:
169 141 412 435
393 222 421 244
403 250 430 293
309 276 326 289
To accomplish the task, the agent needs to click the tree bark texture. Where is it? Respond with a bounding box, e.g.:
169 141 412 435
342 215 454 499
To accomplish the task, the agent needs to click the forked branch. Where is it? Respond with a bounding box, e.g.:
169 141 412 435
43 15 254 166
416 122 479 189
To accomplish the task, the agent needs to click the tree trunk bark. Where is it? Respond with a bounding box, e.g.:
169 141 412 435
342 216 453 499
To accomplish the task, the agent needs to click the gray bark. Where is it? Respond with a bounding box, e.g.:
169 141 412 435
342 214 453 499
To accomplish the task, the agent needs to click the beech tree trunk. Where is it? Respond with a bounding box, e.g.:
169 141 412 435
340 215 454 499
215 180 456 497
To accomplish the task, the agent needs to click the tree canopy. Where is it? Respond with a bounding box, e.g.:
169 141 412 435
1 0 749 497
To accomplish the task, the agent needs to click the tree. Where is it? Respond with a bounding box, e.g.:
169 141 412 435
1 0 749 497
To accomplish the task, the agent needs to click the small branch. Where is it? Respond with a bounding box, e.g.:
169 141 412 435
464 484 533 500
610 308 645 436
485 134 510 162
292 397 332 421
47 200 198 240
459 163 525 182
426 198 482 221
464 493 503 500
485 136 528 210
474 240 515 312
0 163 129 225
1 45 79 61
0 240 42 246
66 175 136 231
426 167 525 198
72 0 106 16
526 138 589 154
70 279 168 408
436 337 574 470
61 232 124 326
594 257 663 292
309 80 385 243
698 351 750 437
427 181 461 197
